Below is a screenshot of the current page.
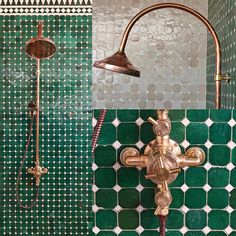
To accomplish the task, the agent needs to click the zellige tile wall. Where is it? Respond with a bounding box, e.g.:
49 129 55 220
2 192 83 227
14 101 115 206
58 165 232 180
93 109 236 235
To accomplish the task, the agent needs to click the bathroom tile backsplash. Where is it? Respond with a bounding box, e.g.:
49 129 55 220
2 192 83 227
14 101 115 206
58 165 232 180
93 109 236 235
93 0 208 109
207 0 236 109
0 3 93 235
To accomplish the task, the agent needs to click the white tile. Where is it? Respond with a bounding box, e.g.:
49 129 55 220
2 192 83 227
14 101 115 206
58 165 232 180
180 226 188 234
205 140 213 148
227 141 236 149
136 184 144 192
225 226 233 234
112 163 121 171
135 226 144 234
136 140 144 149
92 163 98 171
135 117 144 126
114 205 122 213
203 205 212 213
203 226 211 234
181 140 190 148
92 184 99 193
203 184 211 192
226 184 234 192
113 226 122 234
92 226 100 234
112 118 120 127
181 118 190 126
136 205 144 213
205 118 213 127
227 163 235 171
92 204 100 213
113 185 121 192
92 117 97 128
226 206 234 213
181 206 189 213
204 162 212 171
112 141 121 150
228 118 236 127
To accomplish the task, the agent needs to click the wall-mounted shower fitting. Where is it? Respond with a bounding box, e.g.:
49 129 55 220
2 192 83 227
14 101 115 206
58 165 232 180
120 110 205 216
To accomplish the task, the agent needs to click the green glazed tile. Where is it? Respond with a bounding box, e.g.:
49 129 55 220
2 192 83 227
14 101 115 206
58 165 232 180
230 234 236 236
209 123 231 144
186 210 206 229
96 189 117 208
140 122 155 144
210 110 232 122
117 123 139 144
185 189 206 208
141 188 155 208
141 209 159 229
141 231 167 236
185 232 205 236
139 110 157 121
208 168 229 187
208 210 229 230
169 189 184 208
97 123 116 145
230 168 236 186
95 146 117 167
119 232 139 236
95 168 116 188
230 210 236 229
170 122 185 143
119 210 139 229
234 125 236 143
119 188 139 208
118 168 139 187
186 123 208 144
166 210 184 229
232 148 236 165
187 110 209 122
208 189 229 208
230 189 236 208
98 232 116 236
117 110 139 122
166 232 182 236
168 110 185 121
94 110 116 122
185 167 206 187
209 145 230 166
96 210 117 229
207 233 227 236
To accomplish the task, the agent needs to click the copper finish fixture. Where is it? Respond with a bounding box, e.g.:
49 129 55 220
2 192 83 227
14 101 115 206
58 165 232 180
120 110 205 217
93 3 232 109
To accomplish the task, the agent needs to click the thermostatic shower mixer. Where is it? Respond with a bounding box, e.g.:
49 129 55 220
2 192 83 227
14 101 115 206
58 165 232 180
120 110 205 216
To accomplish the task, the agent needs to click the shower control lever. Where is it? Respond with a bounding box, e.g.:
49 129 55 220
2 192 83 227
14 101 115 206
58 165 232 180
120 110 205 217
27 162 48 186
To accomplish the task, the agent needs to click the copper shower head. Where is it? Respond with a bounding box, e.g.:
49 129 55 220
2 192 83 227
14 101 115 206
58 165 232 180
93 51 140 77
25 21 56 60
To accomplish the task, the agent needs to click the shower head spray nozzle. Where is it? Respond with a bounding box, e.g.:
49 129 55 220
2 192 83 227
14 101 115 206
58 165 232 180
25 21 56 60
93 51 140 77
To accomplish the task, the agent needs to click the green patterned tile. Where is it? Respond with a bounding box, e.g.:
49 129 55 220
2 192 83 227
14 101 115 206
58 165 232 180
209 145 230 166
208 210 229 230
118 168 139 188
209 123 231 144
208 168 229 187
140 122 155 144
140 188 155 208
208 189 229 208
185 167 206 187
165 210 184 229
185 232 205 236
186 123 208 144
187 110 209 122
95 168 116 188
119 189 139 208
169 110 185 121
94 110 116 122
117 110 139 122
185 189 206 208
96 210 117 229
169 189 184 208
230 210 236 229
230 189 236 208
170 122 185 143
210 110 232 122
96 189 117 208
119 210 139 229
119 232 139 236
117 123 139 144
98 123 116 145
186 210 207 229
95 146 117 167
141 210 159 229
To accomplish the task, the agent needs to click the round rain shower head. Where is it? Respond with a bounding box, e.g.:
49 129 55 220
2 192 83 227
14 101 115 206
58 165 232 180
25 21 56 60
93 51 140 77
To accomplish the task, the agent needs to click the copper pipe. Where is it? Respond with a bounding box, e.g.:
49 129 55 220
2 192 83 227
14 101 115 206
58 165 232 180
118 3 222 109
36 59 40 165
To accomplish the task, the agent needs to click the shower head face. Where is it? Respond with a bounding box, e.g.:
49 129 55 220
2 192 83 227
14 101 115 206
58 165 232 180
93 51 140 77
25 37 56 60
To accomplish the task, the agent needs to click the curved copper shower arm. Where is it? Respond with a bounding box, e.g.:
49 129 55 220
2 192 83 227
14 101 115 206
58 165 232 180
118 3 222 109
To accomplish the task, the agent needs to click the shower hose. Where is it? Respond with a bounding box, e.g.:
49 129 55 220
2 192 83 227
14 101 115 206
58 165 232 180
16 105 39 209
159 215 167 236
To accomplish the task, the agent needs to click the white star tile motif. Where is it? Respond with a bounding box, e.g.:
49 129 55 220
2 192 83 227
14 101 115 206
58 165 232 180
204 140 213 148
227 163 235 171
226 184 234 192
135 226 144 234
112 118 120 127
181 118 190 126
181 140 190 148
92 163 98 171
181 206 189 213
225 226 233 234
204 162 212 170
136 184 144 192
203 226 211 234
136 205 144 213
113 185 121 192
180 184 189 192
92 226 100 234
92 185 99 193
226 206 234 213
205 118 213 127
112 163 121 171
203 205 212 213
112 141 121 150
92 205 100 213
228 118 236 127
203 184 211 192
114 205 122 213
227 141 236 149
180 226 188 234
135 117 144 126
136 140 144 149
113 226 122 234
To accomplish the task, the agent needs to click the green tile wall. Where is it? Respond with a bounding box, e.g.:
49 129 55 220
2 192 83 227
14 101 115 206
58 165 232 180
0 3 93 235
93 110 236 235
207 0 236 108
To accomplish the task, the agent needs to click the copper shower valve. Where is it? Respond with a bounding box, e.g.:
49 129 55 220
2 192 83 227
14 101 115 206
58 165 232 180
27 162 48 186
120 110 205 216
